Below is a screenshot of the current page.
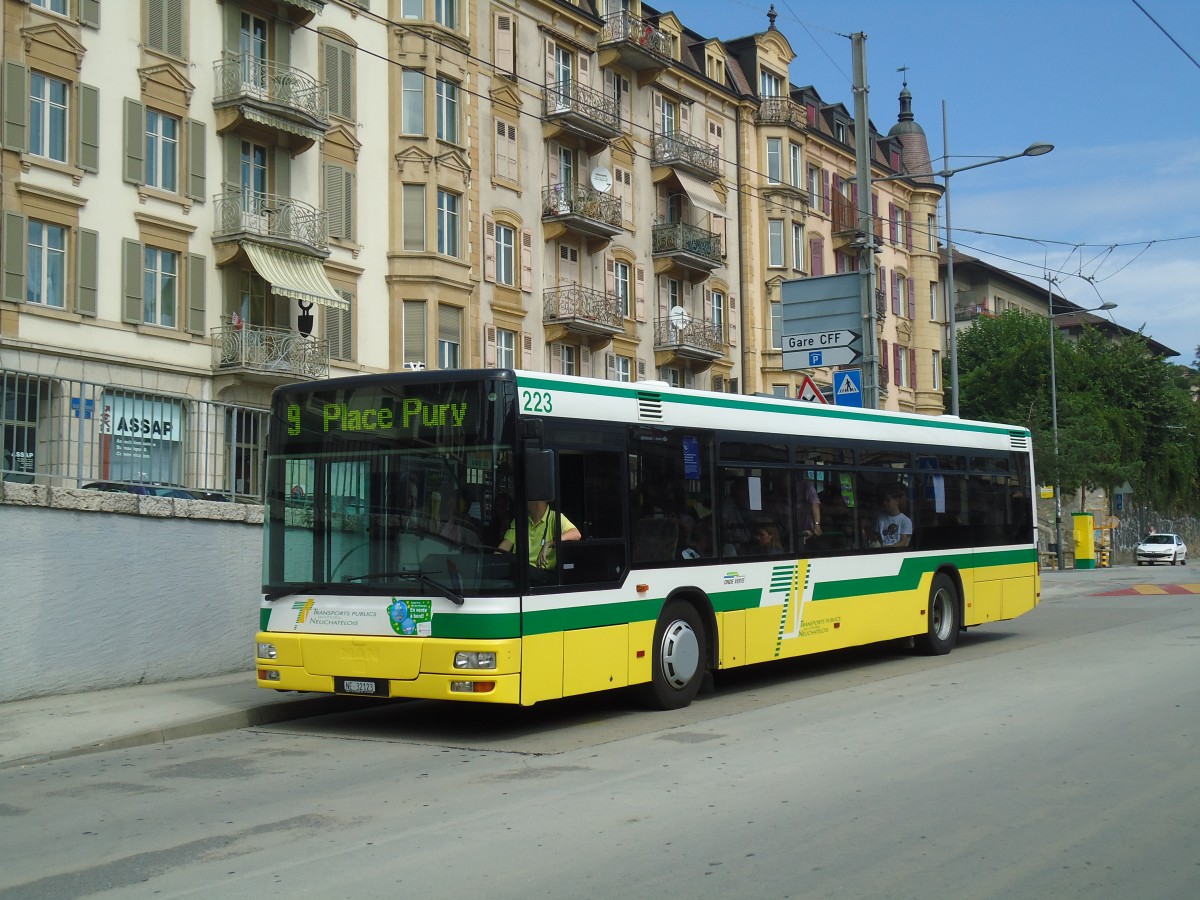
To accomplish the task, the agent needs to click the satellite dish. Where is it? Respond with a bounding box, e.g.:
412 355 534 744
669 305 691 329
590 167 613 193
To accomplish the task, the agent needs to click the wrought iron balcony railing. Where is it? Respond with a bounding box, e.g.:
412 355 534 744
598 11 673 58
541 182 622 228
543 284 625 331
213 187 328 252
756 97 808 129
652 222 722 264
544 79 621 135
212 323 329 380
876 289 888 321
651 131 721 180
213 54 328 125
653 316 725 356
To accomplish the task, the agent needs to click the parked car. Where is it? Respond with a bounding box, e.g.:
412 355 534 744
83 481 200 500
1135 533 1187 566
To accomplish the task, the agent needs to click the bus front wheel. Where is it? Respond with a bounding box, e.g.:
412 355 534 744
639 600 706 710
916 573 960 656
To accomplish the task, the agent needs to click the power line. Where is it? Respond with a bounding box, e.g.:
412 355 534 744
1130 0 1200 72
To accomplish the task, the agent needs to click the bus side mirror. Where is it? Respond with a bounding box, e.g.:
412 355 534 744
525 449 556 501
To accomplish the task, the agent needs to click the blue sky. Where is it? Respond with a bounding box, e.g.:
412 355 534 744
683 0 1200 365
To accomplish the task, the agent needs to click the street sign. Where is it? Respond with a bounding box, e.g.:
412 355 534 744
782 329 861 370
795 374 827 404
832 369 863 408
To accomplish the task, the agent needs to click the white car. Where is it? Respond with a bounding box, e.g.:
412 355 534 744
1135 533 1187 566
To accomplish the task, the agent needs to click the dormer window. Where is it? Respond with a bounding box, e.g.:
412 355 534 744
835 121 848 143
760 69 783 98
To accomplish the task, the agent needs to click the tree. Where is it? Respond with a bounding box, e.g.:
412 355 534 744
955 310 1200 511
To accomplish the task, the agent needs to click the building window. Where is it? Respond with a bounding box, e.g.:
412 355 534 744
666 277 681 311
29 72 68 163
760 69 782 98
143 246 178 327
496 328 516 369
437 189 459 256
894 205 906 245
772 384 788 398
710 290 725 334
929 282 939 321
402 184 425 251
436 77 459 143
927 214 937 253
792 222 804 271
556 343 577 376
436 0 458 29
327 291 353 361
403 300 426 367
659 96 678 135
612 354 631 382
144 109 179 192
931 350 942 391
896 345 911 387
401 0 422 18
835 121 847 143
438 305 461 369
766 137 781 184
494 119 518 181
770 300 782 350
807 164 821 207
660 366 681 387
324 37 355 121
495 222 515 286
402 70 424 135
614 260 631 317
33 0 69 13
26 220 66 308
789 143 802 188
768 219 784 267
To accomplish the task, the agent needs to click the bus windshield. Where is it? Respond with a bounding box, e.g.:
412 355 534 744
263 375 519 598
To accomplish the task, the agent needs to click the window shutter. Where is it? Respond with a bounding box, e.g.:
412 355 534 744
495 15 514 76
520 228 533 292
493 119 508 180
186 253 205 335
80 0 101 27
549 342 563 374
909 348 917 389
680 98 690 134
906 277 916 319
579 345 592 376
403 301 426 365
638 359 647 381
888 203 897 243
893 344 902 385
652 91 662 134
337 44 353 120
805 103 817 126
544 39 556 88
904 210 913 250
891 270 900 315
728 295 737 347
578 53 591 88
165 0 183 57
521 332 533 369
3 212 26 302
323 163 344 239
606 352 616 380
123 98 145 185
76 228 98 316
605 254 615 295
483 215 496 283
2 63 28 152
483 324 497 367
78 84 99 173
634 264 645 322
122 239 144 323
328 291 353 360
809 237 824 276
186 118 206 201
821 169 831 215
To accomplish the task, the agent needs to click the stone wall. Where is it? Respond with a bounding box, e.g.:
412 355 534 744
1 483 264 703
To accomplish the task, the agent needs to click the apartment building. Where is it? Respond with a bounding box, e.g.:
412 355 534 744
1 0 948 494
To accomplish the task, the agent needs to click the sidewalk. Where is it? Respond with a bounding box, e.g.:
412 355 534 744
0 672 344 769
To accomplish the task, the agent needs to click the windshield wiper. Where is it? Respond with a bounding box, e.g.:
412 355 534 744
342 570 464 606
263 582 332 601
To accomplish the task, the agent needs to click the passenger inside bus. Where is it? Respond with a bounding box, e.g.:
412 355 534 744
874 486 913 547
751 521 784 554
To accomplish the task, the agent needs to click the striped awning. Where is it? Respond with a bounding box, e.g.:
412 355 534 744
243 243 348 311
674 170 726 217
240 107 324 143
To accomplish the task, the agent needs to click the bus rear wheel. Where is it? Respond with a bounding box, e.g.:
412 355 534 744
638 600 706 710
916 573 960 656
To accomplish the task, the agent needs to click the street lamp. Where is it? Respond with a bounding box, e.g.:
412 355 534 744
872 102 1052 417
1047 286 1117 570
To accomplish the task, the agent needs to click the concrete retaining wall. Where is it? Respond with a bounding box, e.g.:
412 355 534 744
1 483 264 703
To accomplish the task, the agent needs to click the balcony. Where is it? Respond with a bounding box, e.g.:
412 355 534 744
956 303 993 321
653 316 726 363
652 222 722 278
543 284 625 340
541 183 623 242
544 79 622 145
652 131 721 182
213 55 329 152
598 11 672 75
878 365 890 397
756 98 808 130
212 323 329 382
213 188 328 256
832 194 858 234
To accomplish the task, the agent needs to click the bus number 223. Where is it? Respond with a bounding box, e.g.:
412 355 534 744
522 390 553 413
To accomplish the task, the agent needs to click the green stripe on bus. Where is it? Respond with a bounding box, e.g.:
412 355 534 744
516 374 1025 438
810 548 1037 601
432 612 522 640
260 608 271 631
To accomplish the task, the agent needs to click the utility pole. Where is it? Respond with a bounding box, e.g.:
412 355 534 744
851 33 879 409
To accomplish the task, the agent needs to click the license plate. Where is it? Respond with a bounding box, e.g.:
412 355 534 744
335 677 387 696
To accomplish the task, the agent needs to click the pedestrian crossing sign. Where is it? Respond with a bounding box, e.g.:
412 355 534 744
833 369 863 408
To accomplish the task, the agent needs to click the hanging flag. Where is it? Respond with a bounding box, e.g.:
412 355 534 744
231 311 244 330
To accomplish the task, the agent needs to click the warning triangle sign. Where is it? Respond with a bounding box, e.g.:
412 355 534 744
796 374 827 404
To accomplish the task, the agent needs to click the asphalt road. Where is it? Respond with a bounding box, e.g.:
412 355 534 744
2 565 1197 899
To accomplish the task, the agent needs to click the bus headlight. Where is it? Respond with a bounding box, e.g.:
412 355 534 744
257 642 277 660
454 651 496 670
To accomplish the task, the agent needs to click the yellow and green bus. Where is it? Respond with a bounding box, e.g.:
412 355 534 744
256 369 1039 709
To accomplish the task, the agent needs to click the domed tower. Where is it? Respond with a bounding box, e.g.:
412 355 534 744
887 79 936 185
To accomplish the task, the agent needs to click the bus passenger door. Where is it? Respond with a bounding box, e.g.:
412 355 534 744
553 447 628 587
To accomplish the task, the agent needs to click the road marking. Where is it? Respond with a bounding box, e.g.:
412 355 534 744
1093 583 1200 596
